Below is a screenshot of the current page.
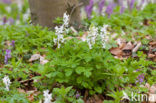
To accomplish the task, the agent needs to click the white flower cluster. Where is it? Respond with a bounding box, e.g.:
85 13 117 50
53 12 69 48
86 24 110 49
63 13 69 28
100 25 110 48
2 75 11 91
43 90 52 103
87 26 99 49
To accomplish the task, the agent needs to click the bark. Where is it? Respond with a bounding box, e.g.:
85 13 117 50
28 0 81 28
79 0 89 6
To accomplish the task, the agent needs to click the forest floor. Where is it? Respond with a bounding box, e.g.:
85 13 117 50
0 0 156 103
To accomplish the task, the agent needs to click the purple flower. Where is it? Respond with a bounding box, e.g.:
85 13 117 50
8 18 14 25
136 74 144 84
1 0 12 4
105 3 116 18
136 69 140 72
4 55 8 64
11 40 15 47
98 0 105 14
75 91 80 99
129 0 135 10
118 0 123 6
85 0 94 18
4 49 11 64
120 6 125 14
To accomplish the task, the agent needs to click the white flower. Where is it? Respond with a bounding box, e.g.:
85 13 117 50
63 12 69 27
100 25 110 48
54 25 65 48
23 10 30 20
101 25 109 34
87 26 98 49
53 12 69 48
3 76 11 91
16 20 20 25
43 90 52 103
5 6 11 13
55 26 64 34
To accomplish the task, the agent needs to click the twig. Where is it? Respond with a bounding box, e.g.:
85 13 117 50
132 42 142 53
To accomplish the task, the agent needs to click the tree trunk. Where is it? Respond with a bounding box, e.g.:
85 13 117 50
28 0 81 28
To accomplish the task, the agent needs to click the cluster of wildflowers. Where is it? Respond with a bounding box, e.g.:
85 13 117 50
129 0 136 10
4 49 11 64
0 16 14 25
85 0 94 18
105 3 116 18
43 90 52 103
98 0 105 14
85 0 152 18
1 0 11 4
62 12 69 28
100 25 109 49
2 75 11 91
4 40 15 64
136 73 145 84
53 12 69 48
87 26 98 49
86 24 111 49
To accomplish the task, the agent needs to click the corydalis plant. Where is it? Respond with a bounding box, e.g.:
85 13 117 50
87 26 98 49
105 3 116 18
63 12 69 28
129 0 136 10
11 40 15 47
98 0 105 14
100 25 110 49
136 73 144 84
4 49 11 64
86 24 111 49
2 0 11 4
53 12 69 48
2 75 11 91
85 0 94 18
43 90 53 103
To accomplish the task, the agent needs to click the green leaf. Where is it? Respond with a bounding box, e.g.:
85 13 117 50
82 82 89 88
65 70 73 77
84 71 92 78
77 77 83 84
65 86 73 93
94 87 102 94
76 67 85 74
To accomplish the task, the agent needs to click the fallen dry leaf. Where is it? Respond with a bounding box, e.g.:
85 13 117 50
116 38 126 49
29 54 40 62
148 54 156 59
29 54 49 65
149 41 156 46
122 42 134 51
145 83 151 90
110 47 123 57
